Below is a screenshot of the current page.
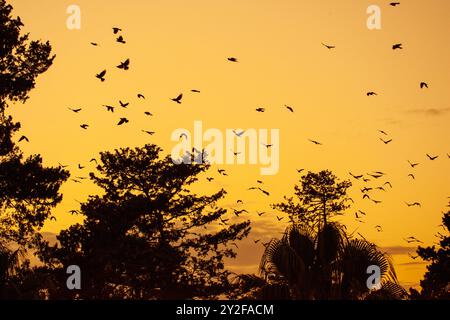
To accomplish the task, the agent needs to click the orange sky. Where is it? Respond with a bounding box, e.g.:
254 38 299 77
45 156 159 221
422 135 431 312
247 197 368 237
8 0 450 289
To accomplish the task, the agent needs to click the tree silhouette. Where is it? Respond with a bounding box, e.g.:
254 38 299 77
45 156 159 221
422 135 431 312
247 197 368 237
232 223 406 300
272 170 352 230
0 0 69 298
231 170 406 300
410 206 450 300
40 145 251 299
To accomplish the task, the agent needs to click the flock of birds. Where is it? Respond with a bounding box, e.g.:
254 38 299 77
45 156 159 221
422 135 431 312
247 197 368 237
16 2 449 254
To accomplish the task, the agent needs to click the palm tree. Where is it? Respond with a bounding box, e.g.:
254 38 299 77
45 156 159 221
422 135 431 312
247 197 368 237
233 223 407 300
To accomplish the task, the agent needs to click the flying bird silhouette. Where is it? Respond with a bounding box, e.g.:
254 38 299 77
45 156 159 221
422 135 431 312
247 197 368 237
408 160 419 168
116 35 126 44
117 59 130 70
144 111 153 116
117 118 129 126
367 92 377 96
112 27 122 34
349 172 363 179
380 138 393 144
405 202 421 207
408 173 415 180
90 42 98 46
308 139 322 145
68 107 82 113
284 105 294 112
390 2 400 6
232 130 245 137
137 93 145 99
142 130 155 135
18 135 29 142
172 94 183 104
227 57 238 62
420 82 428 89
96 70 106 82
119 100 129 108
392 43 403 50
321 42 335 49
103 105 115 112
80 124 89 130
256 107 265 112
426 154 438 160
378 130 388 135
191 89 201 93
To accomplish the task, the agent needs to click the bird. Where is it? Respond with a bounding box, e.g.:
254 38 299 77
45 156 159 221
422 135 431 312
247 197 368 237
117 118 129 126
321 42 335 49
90 42 98 46
191 89 201 93
262 143 273 149
408 160 419 168
254 239 261 244
69 210 79 215
78 164 85 169
237 200 243 204
368 173 383 179
144 111 153 116
361 187 373 193
284 105 294 112
68 107 82 113
172 94 183 104
372 199 382 204
405 202 421 207
408 173 415 180
137 93 145 99
257 211 265 216
378 130 388 135
142 130 155 135
112 27 122 34
80 124 89 130
117 59 130 70
18 135 29 142
232 130 245 137
119 100 129 108
363 178 371 183
233 209 248 217
383 181 393 188
408 253 419 260
227 57 238 62
404 236 423 244
420 82 428 89
89 158 97 164
276 216 284 221
376 186 386 192
179 133 188 140
96 70 106 82
308 139 322 145
297 169 305 173
116 35 126 44
206 177 214 182
426 154 438 160
363 194 371 200
367 92 377 96
390 2 400 6
103 105 114 112
392 43 403 50
257 180 263 184
218 169 227 175
375 225 383 232
256 107 265 112
349 172 363 179
380 138 392 144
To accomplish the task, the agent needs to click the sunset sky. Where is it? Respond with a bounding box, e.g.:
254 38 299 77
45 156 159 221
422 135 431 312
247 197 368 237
8 0 450 288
